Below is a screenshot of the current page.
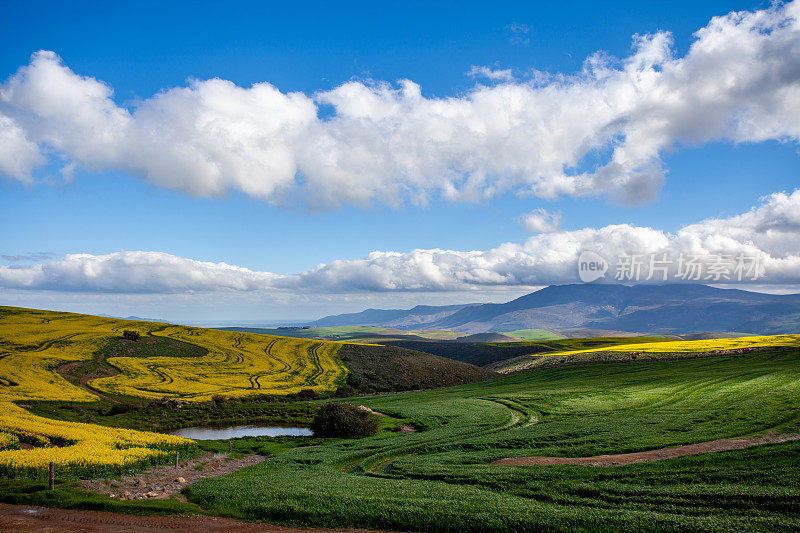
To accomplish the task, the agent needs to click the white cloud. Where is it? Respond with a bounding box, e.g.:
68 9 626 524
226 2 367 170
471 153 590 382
0 2 798 207
466 65 514 82
517 208 561 233
2 190 799 293
0 251 277 293
0 113 43 182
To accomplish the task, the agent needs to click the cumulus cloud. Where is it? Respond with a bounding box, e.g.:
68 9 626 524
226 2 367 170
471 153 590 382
517 208 561 233
2 190 799 293
0 113 43 182
0 2 799 207
0 251 277 293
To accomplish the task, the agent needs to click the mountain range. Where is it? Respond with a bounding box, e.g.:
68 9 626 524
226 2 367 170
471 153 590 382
309 284 800 335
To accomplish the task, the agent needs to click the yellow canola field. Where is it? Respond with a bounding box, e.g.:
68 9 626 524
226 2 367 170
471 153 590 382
553 334 800 356
0 402 191 477
0 307 112 402
0 306 348 402
93 327 346 401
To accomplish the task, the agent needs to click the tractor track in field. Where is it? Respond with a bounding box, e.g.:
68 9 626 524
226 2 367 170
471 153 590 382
265 339 291 373
349 397 537 474
490 432 800 466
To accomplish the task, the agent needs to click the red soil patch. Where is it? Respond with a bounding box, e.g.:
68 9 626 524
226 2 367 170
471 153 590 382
491 432 800 466
0 503 383 533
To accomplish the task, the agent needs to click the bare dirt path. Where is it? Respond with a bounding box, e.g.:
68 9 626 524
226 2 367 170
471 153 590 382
56 356 120 402
82 452 267 500
491 432 800 466
0 503 384 533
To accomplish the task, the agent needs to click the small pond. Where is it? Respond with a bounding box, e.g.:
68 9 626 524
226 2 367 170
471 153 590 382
169 425 313 440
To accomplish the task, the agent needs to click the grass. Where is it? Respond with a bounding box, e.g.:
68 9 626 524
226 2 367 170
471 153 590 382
185 347 800 532
194 435 337 457
501 329 565 341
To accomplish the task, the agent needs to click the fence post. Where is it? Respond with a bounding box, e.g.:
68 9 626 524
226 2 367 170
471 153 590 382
49 461 54 490
228 440 232 453
175 451 179 468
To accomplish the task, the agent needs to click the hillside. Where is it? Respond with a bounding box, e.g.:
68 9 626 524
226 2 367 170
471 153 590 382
186 346 800 531
0 306 493 402
382 336 673 367
0 306 348 402
311 284 800 335
336 344 497 394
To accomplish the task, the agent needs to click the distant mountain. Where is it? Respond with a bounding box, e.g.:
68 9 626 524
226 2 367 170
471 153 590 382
311 284 800 335
310 304 478 328
99 314 169 323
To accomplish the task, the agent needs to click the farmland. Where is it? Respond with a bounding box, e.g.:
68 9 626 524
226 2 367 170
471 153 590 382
492 334 800 373
1 305 799 530
0 306 350 477
0 402 192 479
380 335 673 367
0 306 494 480
188 346 800 531
0 306 348 402
221 325 468 342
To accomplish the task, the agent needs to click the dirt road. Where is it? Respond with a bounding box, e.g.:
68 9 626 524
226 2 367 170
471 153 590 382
82 452 266 500
490 432 800 466
0 503 384 533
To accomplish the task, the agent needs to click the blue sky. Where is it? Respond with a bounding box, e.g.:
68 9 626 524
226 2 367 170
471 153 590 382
1 0 799 322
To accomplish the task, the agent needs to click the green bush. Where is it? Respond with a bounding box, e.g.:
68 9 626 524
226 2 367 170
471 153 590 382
310 402 378 438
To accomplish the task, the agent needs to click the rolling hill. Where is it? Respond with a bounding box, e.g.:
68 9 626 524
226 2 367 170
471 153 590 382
310 284 800 335
0 306 494 402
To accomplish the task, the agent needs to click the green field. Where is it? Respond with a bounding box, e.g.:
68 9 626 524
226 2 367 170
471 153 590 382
220 325 466 343
186 348 800 532
500 328 565 340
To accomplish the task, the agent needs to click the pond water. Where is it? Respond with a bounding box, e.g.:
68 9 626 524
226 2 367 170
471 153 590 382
169 425 313 440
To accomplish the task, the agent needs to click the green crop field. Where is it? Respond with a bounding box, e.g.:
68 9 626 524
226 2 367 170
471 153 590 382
500 328 565 340
220 325 466 343
187 347 800 532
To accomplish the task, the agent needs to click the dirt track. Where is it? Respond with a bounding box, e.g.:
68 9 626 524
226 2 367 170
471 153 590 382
0 503 384 533
490 432 800 466
82 452 267 500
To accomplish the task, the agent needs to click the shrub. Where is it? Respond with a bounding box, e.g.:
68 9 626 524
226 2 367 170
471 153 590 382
107 403 139 416
333 384 356 398
297 388 320 400
310 402 378 438
122 330 141 342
